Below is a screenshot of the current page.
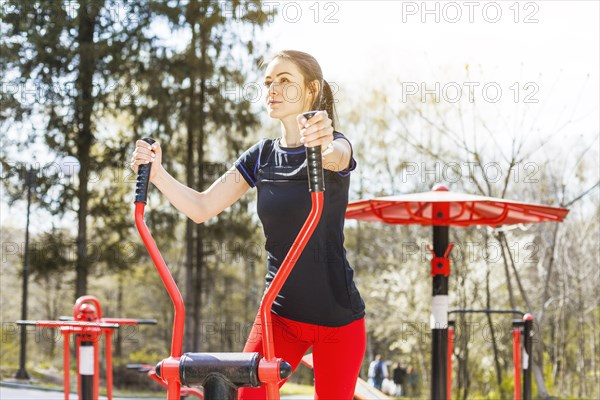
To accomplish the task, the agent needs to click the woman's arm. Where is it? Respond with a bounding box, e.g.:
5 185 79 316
131 140 250 224
322 138 352 172
151 165 250 224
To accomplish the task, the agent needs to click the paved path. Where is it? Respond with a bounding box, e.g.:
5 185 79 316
0 383 311 399
0 383 132 400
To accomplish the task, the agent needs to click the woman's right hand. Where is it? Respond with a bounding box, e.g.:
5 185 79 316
130 139 163 181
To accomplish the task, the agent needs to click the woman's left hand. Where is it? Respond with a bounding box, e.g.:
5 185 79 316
297 110 335 156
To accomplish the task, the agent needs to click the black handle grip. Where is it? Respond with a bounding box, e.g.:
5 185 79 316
302 111 325 193
179 352 262 387
134 137 156 204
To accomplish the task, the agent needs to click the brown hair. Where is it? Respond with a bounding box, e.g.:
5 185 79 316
263 50 337 129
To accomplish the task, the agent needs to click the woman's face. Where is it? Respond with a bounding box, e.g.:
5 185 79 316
264 58 315 120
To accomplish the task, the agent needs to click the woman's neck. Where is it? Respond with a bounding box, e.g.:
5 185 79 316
279 115 302 147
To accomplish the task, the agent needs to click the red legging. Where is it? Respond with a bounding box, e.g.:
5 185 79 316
238 312 366 400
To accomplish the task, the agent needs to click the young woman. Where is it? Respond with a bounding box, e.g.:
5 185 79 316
131 50 366 399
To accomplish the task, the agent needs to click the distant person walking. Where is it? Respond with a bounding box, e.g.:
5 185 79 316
406 365 419 396
368 354 388 390
392 362 407 396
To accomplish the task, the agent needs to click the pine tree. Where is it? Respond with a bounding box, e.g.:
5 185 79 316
1 0 156 298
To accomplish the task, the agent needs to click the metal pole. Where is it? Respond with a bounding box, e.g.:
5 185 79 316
15 169 34 380
79 339 95 400
106 330 113 400
512 323 522 400
447 320 454 400
523 314 534 400
431 223 449 400
62 331 70 400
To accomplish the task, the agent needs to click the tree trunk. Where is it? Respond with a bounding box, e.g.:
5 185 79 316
225 274 233 352
245 259 257 321
44 275 56 358
193 224 204 350
116 273 123 357
531 222 562 399
183 14 197 353
498 232 516 309
486 267 505 398
533 361 549 398
74 0 98 299
577 289 586 397
192 1 208 351
591 305 599 398
483 233 505 397
460 317 471 400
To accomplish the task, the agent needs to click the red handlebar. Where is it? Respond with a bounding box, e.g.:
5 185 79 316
259 191 324 398
135 203 185 359
135 202 186 399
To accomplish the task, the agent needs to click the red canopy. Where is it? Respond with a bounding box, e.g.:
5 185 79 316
345 186 568 227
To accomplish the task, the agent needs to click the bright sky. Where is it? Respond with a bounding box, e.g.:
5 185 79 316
2 0 598 234
267 1 598 81
265 0 599 141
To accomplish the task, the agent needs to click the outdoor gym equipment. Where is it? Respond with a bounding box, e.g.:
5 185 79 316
345 185 568 399
17 295 156 400
447 309 534 400
133 111 324 399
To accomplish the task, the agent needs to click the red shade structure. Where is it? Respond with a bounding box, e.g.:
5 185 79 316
346 187 567 227
346 185 568 400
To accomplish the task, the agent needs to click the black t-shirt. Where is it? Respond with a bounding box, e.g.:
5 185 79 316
234 132 365 327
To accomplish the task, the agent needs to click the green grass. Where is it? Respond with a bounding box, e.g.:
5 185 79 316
280 382 314 395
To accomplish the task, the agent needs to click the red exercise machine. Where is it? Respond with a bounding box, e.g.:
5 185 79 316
133 111 324 400
447 309 534 400
17 295 156 400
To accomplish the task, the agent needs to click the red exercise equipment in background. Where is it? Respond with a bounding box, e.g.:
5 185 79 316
447 310 534 400
17 295 156 400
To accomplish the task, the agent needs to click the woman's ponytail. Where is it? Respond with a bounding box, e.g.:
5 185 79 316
321 80 337 130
